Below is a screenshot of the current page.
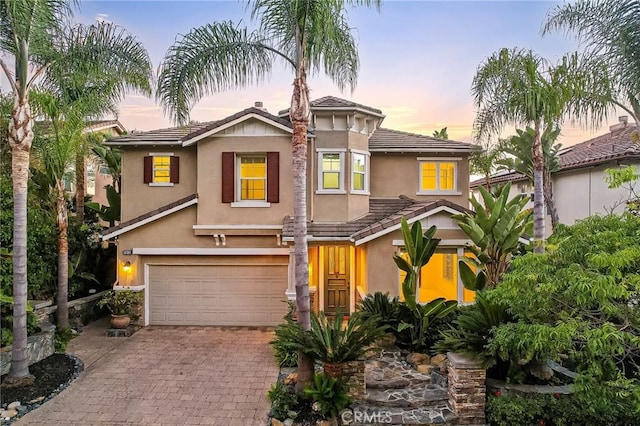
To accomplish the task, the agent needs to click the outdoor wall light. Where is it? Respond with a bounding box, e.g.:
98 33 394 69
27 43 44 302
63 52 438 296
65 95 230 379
123 261 132 272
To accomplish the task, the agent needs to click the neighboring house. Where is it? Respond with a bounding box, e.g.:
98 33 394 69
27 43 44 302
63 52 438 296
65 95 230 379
471 118 640 235
101 96 478 326
76 120 126 208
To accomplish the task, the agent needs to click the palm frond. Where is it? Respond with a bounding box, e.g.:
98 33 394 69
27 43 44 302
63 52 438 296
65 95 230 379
157 21 285 125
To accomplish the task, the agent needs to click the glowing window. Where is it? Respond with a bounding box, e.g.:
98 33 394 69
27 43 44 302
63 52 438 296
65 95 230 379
153 156 171 183
352 152 367 192
320 152 343 190
419 161 457 192
238 156 266 201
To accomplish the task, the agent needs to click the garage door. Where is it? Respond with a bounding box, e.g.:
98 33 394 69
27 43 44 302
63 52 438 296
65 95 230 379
148 264 288 326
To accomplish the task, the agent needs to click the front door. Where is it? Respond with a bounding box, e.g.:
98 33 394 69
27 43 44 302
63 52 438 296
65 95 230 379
324 246 349 314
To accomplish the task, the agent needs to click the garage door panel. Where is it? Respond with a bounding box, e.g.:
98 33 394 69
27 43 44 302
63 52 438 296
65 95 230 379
149 264 288 326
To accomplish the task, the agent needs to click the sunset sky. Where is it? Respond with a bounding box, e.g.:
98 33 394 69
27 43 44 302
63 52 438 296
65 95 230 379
2 1 624 146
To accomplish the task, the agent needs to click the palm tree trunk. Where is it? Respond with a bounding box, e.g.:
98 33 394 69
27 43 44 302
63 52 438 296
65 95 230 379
6 99 34 384
290 66 313 392
75 153 85 221
543 171 559 230
484 173 491 191
532 122 545 253
55 182 69 329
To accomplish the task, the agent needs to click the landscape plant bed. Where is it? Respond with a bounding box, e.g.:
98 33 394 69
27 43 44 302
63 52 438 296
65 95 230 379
0 353 83 423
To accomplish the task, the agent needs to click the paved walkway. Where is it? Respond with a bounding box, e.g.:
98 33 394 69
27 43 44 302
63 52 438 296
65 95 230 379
16 318 278 425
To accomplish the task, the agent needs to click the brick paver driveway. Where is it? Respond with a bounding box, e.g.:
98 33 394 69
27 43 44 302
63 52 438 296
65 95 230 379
17 319 278 425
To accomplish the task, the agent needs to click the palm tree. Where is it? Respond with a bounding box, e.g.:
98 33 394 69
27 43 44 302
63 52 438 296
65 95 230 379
472 48 611 252
0 0 74 385
35 21 152 329
499 126 562 229
432 127 448 139
156 0 381 389
470 139 506 190
543 0 640 129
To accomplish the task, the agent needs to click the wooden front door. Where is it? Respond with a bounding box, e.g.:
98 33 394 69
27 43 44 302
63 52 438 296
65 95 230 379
324 246 349 314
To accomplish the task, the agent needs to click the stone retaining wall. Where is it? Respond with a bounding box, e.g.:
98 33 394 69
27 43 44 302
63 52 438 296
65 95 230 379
447 352 486 425
0 322 55 375
341 360 366 400
33 290 108 328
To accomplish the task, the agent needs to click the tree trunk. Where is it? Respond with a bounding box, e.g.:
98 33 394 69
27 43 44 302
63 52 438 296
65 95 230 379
55 182 69 329
484 173 491 191
543 171 559 230
75 153 85 221
532 122 545 253
5 98 34 384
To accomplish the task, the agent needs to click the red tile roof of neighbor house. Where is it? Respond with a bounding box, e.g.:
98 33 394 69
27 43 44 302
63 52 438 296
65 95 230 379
282 197 470 242
470 124 640 188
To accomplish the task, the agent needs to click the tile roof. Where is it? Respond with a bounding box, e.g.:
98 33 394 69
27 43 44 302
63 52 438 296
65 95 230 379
278 95 384 117
100 193 198 239
282 197 470 242
369 128 478 153
471 125 640 188
106 107 293 145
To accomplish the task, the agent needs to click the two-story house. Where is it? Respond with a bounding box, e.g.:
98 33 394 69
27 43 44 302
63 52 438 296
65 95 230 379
101 96 477 327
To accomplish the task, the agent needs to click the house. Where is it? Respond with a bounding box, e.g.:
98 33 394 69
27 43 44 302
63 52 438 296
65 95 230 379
471 118 640 235
100 96 478 327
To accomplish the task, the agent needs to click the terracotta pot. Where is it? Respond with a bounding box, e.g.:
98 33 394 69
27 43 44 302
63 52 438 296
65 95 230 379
110 314 131 329
323 362 344 378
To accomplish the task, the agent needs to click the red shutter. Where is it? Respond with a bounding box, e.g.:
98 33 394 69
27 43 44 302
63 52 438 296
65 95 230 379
267 152 279 203
221 152 235 203
143 156 152 183
170 156 180 183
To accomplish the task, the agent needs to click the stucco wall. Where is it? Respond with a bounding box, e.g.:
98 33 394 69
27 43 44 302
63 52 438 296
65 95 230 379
196 134 294 225
370 154 470 205
121 146 198 220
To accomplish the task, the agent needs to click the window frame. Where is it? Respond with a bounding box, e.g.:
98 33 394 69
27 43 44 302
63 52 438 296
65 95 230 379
316 149 346 194
231 153 270 207
350 149 370 195
417 157 461 195
148 152 175 187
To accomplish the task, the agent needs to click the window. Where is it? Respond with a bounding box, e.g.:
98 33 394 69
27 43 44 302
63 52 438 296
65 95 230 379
86 163 96 196
317 150 345 193
143 154 179 185
418 159 458 193
351 151 369 193
221 152 279 206
238 155 266 201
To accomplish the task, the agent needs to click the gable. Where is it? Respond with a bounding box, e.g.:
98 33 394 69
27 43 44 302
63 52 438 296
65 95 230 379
212 117 291 138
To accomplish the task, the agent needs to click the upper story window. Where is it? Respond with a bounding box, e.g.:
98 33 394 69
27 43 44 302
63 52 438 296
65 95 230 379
238 155 266 201
351 150 370 194
317 149 346 193
222 152 279 207
418 158 458 194
144 153 179 186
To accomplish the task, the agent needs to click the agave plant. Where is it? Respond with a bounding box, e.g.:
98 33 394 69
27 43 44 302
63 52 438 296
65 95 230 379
305 311 387 363
454 182 532 290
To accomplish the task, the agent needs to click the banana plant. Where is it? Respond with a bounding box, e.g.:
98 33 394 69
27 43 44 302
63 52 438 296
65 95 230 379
454 182 533 290
392 218 440 310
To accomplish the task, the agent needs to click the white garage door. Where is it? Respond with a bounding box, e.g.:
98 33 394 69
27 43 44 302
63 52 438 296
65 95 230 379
148 264 288 326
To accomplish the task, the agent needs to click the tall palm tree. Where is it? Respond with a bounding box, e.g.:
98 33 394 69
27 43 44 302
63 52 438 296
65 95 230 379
543 0 640 129
499 126 562 229
36 21 152 329
0 0 74 385
156 0 381 389
472 48 612 252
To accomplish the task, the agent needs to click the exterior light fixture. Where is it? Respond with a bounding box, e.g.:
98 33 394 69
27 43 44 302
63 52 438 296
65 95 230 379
123 261 132 272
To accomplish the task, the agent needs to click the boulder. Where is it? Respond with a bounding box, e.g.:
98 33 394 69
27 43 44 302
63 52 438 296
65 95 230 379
271 418 285 426
0 409 18 419
374 333 397 348
7 402 20 410
406 352 430 368
530 362 554 381
416 364 435 374
284 372 298 385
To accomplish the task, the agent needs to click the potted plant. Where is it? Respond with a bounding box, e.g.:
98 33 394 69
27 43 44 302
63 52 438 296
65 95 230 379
97 290 141 329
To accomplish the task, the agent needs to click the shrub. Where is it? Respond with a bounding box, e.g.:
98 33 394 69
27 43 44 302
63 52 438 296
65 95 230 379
97 290 142 316
268 380 301 421
358 291 401 331
55 326 74 352
303 373 351 418
395 298 458 353
271 301 302 367
486 391 640 426
305 311 386 363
